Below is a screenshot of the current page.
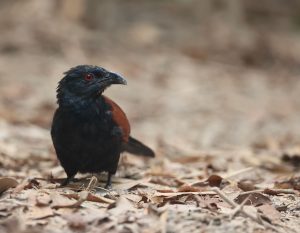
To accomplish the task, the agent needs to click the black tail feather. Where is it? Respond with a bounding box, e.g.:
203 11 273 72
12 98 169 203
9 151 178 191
122 136 155 157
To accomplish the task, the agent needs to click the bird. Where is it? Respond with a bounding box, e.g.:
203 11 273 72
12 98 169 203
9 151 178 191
51 65 155 188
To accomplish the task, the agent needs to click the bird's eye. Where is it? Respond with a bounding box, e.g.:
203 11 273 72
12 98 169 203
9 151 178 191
84 73 94 81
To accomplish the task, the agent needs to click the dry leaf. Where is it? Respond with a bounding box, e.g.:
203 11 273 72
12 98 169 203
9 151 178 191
263 188 297 195
60 209 109 231
108 196 136 215
123 194 142 203
25 206 54 220
257 204 281 222
113 178 151 190
13 179 39 193
0 177 18 194
237 180 256 191
36 192 52 206
234 192 272 206
150 176 184 187
194 195 220 211
207 175 223 187
191 174 225 188
50 192 76 208
274 176 300 190
62 192 115 205
53 191 89 209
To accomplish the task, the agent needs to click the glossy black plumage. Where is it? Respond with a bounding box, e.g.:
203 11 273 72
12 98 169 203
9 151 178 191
51 65 155 188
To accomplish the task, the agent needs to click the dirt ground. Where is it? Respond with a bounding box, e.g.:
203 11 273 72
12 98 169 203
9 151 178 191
1 1 300 232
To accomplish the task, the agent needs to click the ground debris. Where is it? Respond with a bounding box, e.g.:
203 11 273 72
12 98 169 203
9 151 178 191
1 142 300 233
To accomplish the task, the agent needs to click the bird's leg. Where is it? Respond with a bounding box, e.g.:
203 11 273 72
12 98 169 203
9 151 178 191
105 172 113 189
60 174 75 187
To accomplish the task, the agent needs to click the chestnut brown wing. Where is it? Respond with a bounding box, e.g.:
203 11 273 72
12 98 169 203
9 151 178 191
103 95 130 142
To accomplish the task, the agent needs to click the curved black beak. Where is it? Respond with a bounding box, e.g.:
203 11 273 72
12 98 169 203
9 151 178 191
106 72 127 85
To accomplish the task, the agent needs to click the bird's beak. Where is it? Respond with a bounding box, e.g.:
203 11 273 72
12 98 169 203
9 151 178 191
106 72 127 85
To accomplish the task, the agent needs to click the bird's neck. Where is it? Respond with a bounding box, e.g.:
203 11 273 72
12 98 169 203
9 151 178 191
58 92 106 117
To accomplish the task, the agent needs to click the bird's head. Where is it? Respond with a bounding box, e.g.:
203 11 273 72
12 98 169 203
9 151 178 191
57 65 127 106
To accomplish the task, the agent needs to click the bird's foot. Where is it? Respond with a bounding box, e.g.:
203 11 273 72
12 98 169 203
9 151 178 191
60 175 75 187
105 173 113 189
105 183 112 190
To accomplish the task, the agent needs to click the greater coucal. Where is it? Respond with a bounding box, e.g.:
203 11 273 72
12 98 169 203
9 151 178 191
51 65 155 188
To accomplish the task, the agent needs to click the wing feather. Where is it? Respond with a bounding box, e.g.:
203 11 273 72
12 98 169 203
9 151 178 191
103 95 130 142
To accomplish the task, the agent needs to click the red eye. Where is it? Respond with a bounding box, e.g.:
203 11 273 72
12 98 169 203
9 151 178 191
84 73 94 81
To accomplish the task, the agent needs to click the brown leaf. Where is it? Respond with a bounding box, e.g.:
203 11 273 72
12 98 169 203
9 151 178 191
0 177 18 194
108 196 136 215
192 174 225 188
123 194 142 203
207 175 223 187
150 176 184 187
36 192 52 207
234 192 272 206
65 213 86 230
53 191 89 209
257 204 281 222
13 179 39 193
263 188 297 195
237 180 256 191
25 206 54 220
60 209 108 230
50 192 76 208
113 178 151 190
194 195 220 211
0 202 19 217
274 176 300 190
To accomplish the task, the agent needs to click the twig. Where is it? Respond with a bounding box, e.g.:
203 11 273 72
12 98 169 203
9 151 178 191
211 188 236 207
230 195 251 220
160 210 168 233
154 191 217 198
60 193 115 205
211 187 283 233
53 191 89 209
53 177 112 209
224 167 255 179
240 188 298 196
86 176 98 191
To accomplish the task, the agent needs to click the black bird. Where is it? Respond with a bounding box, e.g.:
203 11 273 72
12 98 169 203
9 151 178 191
51 65 155 188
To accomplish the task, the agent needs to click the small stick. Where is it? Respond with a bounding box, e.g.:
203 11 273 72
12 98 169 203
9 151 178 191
224 167 255 179
53 191 89 209
211 187 236 207
53 177 100 209
60 192 115 205
160 210 168 233
230 195 251 220
86 176 98 191
240 188 298 196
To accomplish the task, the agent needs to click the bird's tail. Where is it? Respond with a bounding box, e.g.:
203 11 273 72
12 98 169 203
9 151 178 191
122 136 155 157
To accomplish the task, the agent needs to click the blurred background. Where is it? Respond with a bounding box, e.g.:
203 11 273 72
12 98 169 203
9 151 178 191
1 0 300 154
